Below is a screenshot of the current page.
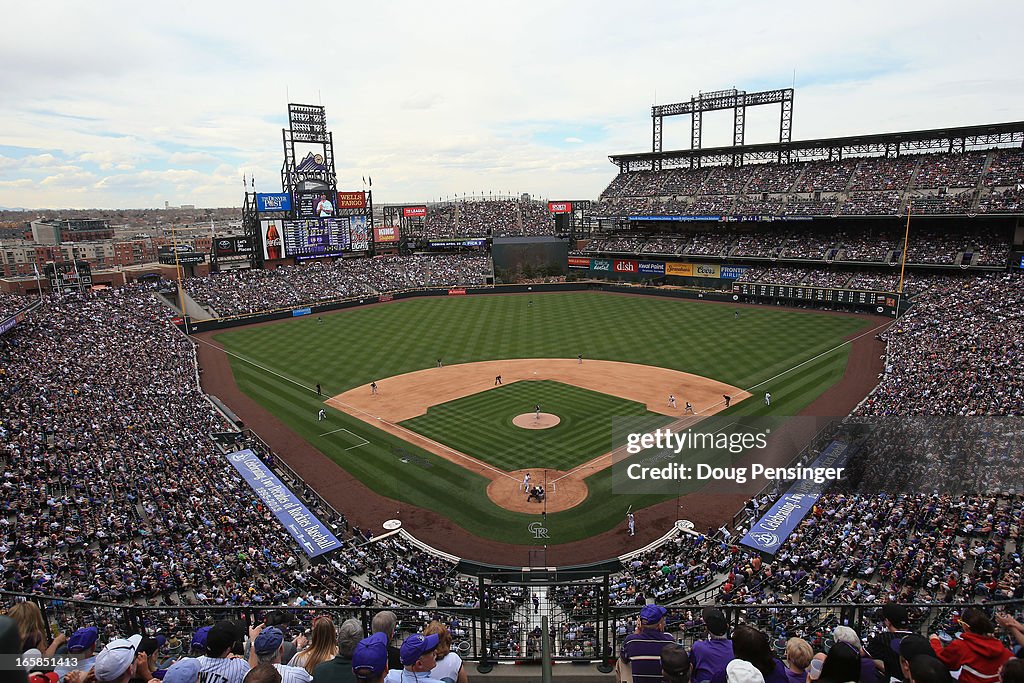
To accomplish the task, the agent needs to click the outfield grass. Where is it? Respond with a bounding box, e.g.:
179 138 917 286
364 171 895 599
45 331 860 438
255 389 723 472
214 292 870 545
400 380 672 471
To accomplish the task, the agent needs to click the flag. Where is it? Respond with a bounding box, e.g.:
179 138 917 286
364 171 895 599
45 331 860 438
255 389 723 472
369 176 372 187
362 176 366 185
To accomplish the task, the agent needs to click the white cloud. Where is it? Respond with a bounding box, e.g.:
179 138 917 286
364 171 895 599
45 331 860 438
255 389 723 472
0 0 1022 208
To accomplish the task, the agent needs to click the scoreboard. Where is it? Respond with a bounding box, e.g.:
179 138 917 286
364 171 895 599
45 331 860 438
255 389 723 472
283 218 350 258
44 261 92 293
733 282 897 309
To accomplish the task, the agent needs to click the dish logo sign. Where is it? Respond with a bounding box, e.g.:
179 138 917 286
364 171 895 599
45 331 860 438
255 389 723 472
374 227 399 243
614 260 638 273
548 201 573 214
403 206 427 218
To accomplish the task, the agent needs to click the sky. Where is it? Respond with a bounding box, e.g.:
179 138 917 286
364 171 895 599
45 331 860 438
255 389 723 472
0 0 1022 210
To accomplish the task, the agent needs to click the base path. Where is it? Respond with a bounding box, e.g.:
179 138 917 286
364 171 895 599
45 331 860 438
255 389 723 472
326 359 748 513
194 299 886 566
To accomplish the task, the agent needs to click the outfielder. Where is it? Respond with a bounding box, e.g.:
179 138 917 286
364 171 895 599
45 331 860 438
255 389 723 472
764 391 772 406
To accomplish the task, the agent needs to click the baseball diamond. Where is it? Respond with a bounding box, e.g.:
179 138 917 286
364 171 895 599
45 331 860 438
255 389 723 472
201 291 883 556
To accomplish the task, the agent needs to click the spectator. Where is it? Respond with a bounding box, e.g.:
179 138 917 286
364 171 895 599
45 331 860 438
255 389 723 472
289 616 337 675
252 626 311 683
351 632 390 683
423 621 467 683
929 609 1013 683
371 611 402 672
313 618 363 683
865 604 915 681
384 633 443 683
783 638 813 683
712 625 786 683
662 644 691 683
620 604 676 683
818 642 863 683
6 602 67 659
691 608 735 683
196 621 251 683
832 626 882 683
93 635 143 683
243 664 282 683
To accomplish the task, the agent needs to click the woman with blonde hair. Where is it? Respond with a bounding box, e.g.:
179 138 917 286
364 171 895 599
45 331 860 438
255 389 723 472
6 602 67 657
424 620 468 683
289 615 339 675
783 637 813 683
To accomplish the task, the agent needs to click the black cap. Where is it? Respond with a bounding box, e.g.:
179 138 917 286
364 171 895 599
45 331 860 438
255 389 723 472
205 620 243 656
909 655 954 683
661 643 691 680
883 603 910 628
703 607 729 636
893 634 937 661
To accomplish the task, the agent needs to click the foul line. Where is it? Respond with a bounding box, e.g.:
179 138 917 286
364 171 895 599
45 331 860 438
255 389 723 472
192 336 517 482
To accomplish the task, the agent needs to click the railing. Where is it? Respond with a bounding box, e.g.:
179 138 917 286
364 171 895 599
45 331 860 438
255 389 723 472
5 591 1020 667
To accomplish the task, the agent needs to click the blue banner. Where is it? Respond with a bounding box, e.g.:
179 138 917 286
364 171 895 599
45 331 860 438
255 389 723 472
739 440 853 555
257 193 292 212
292 307 312 317
591 259 612 272
721 266 750 280
638 261 665 275
224 449 342 557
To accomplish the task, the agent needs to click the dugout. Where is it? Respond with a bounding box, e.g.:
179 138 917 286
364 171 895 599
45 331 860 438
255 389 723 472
492 236 569 283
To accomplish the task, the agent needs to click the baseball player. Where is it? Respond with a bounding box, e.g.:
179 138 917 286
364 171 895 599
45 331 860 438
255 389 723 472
535 403 541 419
316 383 322 396
685 401 694 414
370 381 377 395
317 409 326 421
723 394 731 408
577 353 583 365
764 391 772 406
523 472 531 492
668 394 677 409
627 512 635 537
495 375 502 385
436 358 443 368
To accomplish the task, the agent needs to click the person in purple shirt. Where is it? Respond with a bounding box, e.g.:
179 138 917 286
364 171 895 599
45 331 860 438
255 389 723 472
620 604 676 683
710 625 787 683
691 608 734 683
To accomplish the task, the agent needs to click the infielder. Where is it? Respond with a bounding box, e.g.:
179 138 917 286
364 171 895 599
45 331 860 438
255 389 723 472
764 391 772 406
685 401 694 414
535 403 541 419
317 409 326 421
370 381 378 395
668 394 677 409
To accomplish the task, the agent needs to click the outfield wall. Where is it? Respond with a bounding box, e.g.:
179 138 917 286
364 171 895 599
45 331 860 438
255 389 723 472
176 281 897 334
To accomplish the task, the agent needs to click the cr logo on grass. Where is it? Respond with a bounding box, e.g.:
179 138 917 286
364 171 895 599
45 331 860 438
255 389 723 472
528 522 549 539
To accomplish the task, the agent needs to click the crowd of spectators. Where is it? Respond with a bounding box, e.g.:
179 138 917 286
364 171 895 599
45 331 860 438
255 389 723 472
184 254 490 317
0 290 31 319
413 199 557 238
596 148 1024 218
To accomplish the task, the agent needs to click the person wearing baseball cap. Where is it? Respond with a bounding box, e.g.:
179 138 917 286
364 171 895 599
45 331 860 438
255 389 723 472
384 633 443 683
94 635 143 683
620 604 676 683
351 632 390 683
692 607 735 683
865 604 914 682
251 626 311 683
55 627 100 681
894 633 940 682
194 620 256 683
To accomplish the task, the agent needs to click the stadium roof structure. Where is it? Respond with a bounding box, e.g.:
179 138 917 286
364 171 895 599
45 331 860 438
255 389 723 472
609 120 1024 171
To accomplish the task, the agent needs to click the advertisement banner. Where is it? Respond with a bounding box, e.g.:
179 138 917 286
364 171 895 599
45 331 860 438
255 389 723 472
739 441 853 555
256 193 292 212
403 206 427 218
638 261 665 275
613 259 639 274
591 259 612 272
548 201 573 214
374 226 400 243
568 256 591 269
720 265 750 280
665 262 693 277
427 238 486 248
292 307 312 317
225 449 342 557
448 288 467 296
349 215 369 251
215 236 255 257
337 191 367 209
693 263 721 278
261 219 286 260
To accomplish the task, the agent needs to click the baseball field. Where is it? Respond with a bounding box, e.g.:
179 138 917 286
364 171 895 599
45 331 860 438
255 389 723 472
202 291 881 553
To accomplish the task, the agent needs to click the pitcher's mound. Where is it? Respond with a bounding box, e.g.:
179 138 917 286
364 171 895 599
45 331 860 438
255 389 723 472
513 413 560 429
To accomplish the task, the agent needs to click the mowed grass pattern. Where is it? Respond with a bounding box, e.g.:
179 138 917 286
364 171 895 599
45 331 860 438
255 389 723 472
401 380 672 471
214 292 872 544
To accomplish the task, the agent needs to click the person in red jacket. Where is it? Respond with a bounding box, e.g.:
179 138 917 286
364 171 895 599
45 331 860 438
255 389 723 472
928 608 1012 683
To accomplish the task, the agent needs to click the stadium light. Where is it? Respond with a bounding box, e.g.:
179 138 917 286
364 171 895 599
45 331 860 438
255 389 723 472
896 194 920 318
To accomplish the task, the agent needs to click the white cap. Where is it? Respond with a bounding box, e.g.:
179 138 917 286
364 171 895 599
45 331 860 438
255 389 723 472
94 634 142 682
